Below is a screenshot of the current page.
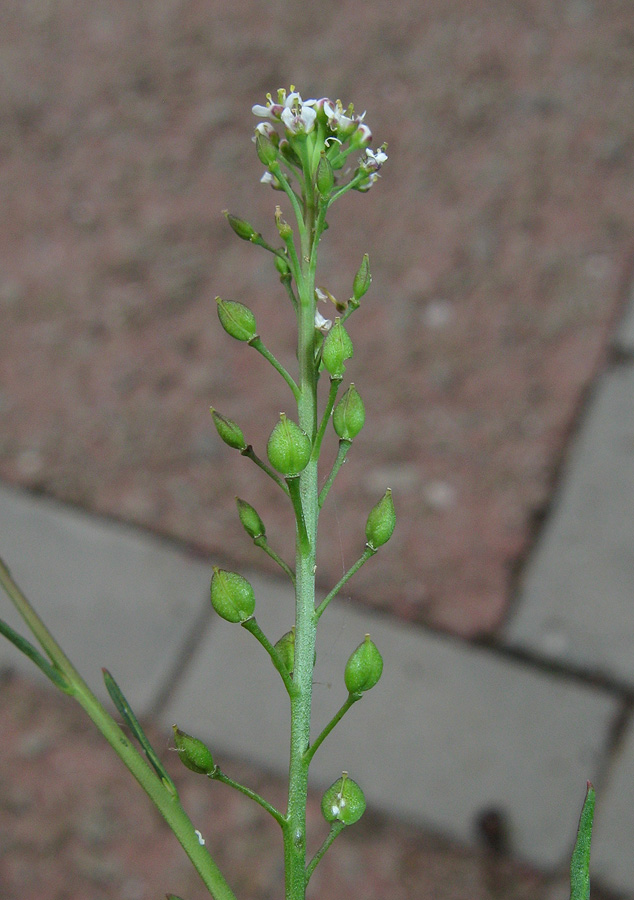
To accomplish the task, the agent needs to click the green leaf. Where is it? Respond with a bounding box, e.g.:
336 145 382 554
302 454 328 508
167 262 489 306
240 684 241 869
0 616 71 692
570 781 595 900
102 668 177 795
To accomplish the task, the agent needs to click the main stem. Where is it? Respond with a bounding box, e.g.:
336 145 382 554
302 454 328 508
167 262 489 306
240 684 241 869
284 189 318 900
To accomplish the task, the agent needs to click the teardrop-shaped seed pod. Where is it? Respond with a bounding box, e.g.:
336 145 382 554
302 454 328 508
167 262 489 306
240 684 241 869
210 409 247 451
274 627 295 676
333 384 365 440
321 772 366 825
172 725 215 775
210 567 255 623
344 634 383 694
365 488 396 550
216 297 257 342
267 413 311 476
322 319 353 377
236 498 266 540
352 253 371 301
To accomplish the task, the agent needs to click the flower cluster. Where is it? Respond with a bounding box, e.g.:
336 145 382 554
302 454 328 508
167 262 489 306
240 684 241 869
252 86 387 194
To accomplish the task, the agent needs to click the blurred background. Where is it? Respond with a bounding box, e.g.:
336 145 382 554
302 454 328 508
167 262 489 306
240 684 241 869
1 0 633 897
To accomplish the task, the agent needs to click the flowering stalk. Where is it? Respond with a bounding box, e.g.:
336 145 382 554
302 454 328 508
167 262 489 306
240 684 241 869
0 87 391 900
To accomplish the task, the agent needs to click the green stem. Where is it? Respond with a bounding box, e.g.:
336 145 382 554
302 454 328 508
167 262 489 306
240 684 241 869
318 439 352 508
304 693 361 765
315 546 375 621
0 557 237 900
305 821 345 884
241 445 290 494
211 768 286 827
312 376 342 461
253 535 296 585
249 336 300 400
241 616 298 698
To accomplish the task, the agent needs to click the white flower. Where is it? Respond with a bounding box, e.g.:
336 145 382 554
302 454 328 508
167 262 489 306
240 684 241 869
314 309 332 332
280 91 318 134
260 172 275 184
324 99 365 134
365 146 388 168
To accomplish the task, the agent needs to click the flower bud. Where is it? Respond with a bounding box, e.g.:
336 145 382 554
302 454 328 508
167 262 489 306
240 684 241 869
352 253 371 301
344 634 383 694
321 773 366 825
210 408 247 451
333 384 365 440
267 413 311 476
274 627 295 676
256 131 278 166
236 497 266 540
210 567 255 623
224 212 258 242
216 297 257 342
365 488 396 550
321 319 353 377
316 153 334 197
172 725 215 775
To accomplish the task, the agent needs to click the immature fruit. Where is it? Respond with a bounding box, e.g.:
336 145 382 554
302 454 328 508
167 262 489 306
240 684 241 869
274 627 295 676
216 297 257 342
333 384 365 440
321 319 353 377
210 409 247 451
365 488 396 550
236 497 266 540
224 212 258 242
321 773 366 825
316 153 335 197
172 725 215 775
344 634 383 694
352 253 371 301
210 567 255 623
267 413 311 476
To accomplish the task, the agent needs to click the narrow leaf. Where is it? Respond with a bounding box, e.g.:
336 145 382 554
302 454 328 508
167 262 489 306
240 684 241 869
103 668 177 795
0 616 71 692
570 781 596 900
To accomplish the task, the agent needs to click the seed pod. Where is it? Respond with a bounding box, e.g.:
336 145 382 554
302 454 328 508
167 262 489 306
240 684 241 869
216 297 257 342
172 725 215 775
321 773 366 825
352 253 371 301
322 319 353 377
316 153 334 197
224 212 258 242
274 254 291 277
210 567 255 623
365 488 396 550
267 413 311 476
274 627 295 676
344 634 383 694
333 384 365 440
256 132 278 166
236 497 266 540
210 409 247 451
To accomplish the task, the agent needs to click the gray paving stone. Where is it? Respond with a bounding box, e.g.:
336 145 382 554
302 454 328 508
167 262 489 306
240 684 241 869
0 483 210 712
505 366 634 685
592 714 634 895
163 580 617 868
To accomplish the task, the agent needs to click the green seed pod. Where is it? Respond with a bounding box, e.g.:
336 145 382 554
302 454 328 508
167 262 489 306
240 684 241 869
236 497 266 540
274 254 291 277
316 153 335 197
322 319 354 377
266 413 311 476
344 634 384 694
352 253 371 301
172 725 215 775
256 132 278 166
210 567 255 623
333 384 365 441
216 297 257 342
210 408 247 451
224 211 258 242
274 627 295 676
365 488 396 550
321 772 366 825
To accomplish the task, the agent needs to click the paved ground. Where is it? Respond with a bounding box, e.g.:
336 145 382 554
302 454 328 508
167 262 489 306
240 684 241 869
2 0 634 898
